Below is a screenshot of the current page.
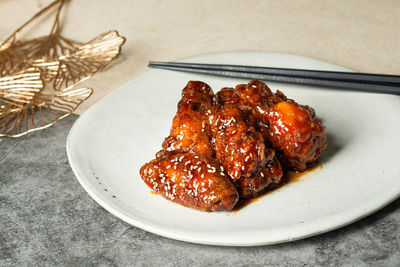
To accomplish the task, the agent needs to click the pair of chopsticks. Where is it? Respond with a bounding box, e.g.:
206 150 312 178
148 61 400 95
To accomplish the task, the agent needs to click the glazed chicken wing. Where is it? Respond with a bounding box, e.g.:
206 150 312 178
140 151 239 211
235 79 327 171
213 88 283 197
237 155 282 197
162 81 216 157
139 79 327 211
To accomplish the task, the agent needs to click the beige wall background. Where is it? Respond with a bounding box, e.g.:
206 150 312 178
1 0 399 114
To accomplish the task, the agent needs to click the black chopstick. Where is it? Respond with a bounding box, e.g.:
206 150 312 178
148 61 400 95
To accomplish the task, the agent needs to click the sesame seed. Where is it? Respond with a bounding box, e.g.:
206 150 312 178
260 172 265 177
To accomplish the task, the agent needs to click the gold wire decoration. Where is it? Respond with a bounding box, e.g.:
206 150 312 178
0 87 92 138
0 0 125 138
0 0 67 78
0 69 43 104
55 30 125 90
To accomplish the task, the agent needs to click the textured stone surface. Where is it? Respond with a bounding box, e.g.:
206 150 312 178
0 114 399 266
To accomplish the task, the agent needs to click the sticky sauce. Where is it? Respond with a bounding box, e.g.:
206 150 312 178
283 162 322 185
230 162 322 214
149 162 322 214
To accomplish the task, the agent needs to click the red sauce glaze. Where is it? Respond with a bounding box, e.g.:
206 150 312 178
213 88 269 181
266 101 327 170
162 81 216 158
213 88 283 197
233 162 322 212
140 151 239 211
237 155 283 198
235 80 327 171
139 80 327 211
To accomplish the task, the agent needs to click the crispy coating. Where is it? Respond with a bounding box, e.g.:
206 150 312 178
213 88 283 197
140 80 327 211
140 151 239 211
213 88 269 181
237 155 283 198
162 81 216 157
235 79 327 171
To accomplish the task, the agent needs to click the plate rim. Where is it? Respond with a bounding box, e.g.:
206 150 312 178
66 51 400 246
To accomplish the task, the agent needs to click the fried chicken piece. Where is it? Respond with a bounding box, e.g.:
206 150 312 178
213 88 268 181
162 81 216 157
235 79 327 171
140 151 239 211
237 155 283 198
140 79 326 211
213 88 283 197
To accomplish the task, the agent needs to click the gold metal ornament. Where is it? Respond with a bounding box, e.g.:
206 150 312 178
0 86 92 138
55 30 125 90
0 0 125 138
0 69 43 104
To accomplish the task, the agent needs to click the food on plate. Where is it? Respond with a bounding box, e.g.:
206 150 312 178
140 79 327 211
140 151 239 211
162 81 216 158
235 80 327 171
213 88 283 197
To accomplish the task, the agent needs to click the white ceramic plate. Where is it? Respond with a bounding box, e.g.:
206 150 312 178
67 52 400 246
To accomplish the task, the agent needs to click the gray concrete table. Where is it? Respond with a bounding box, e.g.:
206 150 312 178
1 114 399 266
